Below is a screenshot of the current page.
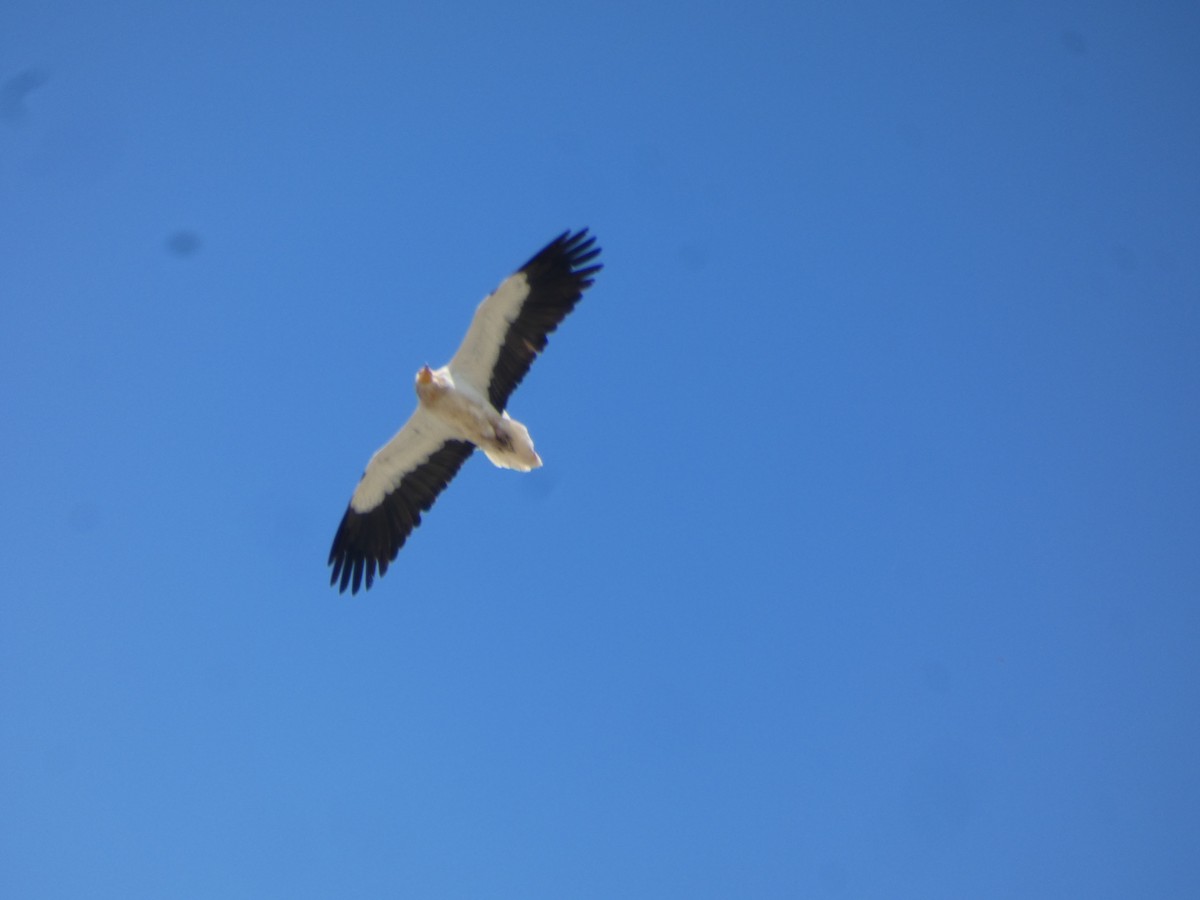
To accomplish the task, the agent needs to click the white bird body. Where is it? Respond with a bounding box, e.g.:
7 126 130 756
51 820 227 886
415 365 542 472
329 230 601 594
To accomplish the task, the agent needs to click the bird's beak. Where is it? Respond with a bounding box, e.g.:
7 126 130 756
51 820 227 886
417 366 432 385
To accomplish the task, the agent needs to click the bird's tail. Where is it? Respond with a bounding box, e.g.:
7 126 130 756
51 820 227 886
483 414 542 472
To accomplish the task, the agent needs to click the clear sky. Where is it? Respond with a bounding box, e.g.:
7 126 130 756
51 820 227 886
2 2 1198 897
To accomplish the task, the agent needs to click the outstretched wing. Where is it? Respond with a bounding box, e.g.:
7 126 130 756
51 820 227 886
448 229 602 411
328 407 474 594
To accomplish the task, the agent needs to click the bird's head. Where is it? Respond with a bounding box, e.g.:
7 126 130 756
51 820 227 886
416 365 433 386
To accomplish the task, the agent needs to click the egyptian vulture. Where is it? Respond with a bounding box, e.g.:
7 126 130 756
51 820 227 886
328 229 602 594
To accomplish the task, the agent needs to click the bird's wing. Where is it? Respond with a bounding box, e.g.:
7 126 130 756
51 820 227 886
448 229 602 411
328 406 474 594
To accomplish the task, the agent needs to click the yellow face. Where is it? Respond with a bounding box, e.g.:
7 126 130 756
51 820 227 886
416 365 433 386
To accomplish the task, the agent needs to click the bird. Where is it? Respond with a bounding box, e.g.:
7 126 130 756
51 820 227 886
328 229 602 594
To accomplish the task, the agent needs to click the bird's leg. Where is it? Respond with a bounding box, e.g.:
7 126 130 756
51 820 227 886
491 422 513 451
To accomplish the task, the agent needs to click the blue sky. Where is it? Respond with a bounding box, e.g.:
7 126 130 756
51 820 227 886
2 2 1198 897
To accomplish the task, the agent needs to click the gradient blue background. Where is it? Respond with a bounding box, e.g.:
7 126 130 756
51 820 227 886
3 2 1198 897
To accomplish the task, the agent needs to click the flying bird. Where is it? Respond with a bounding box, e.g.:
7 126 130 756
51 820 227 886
328 229 602 594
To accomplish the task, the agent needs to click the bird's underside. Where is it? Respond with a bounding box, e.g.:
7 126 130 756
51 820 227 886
414 365 541 472
327 229 601 594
